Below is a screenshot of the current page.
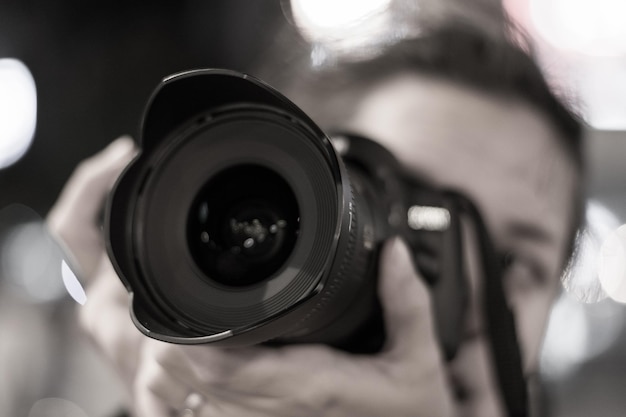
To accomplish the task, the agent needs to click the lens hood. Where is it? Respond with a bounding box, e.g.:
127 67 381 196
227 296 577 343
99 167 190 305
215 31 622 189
106 69 380 347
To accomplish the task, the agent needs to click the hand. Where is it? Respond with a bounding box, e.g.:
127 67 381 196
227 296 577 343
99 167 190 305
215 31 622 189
47 137 143 386
47 137 508 417
132 238 457 417
47 136 135 279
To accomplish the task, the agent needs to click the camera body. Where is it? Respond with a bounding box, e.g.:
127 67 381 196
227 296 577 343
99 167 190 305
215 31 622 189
106 69 467 355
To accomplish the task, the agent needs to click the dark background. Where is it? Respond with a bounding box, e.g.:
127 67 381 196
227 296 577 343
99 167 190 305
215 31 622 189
0 0 288 215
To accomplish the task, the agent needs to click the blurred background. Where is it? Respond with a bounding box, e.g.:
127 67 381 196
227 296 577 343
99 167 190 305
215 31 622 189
0 0 624 416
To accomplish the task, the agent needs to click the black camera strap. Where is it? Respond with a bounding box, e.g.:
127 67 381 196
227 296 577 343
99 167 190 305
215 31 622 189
399 183 529 416
454 194 528 417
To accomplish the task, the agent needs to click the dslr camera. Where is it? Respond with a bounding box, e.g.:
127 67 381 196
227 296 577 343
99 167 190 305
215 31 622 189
106 69 467 355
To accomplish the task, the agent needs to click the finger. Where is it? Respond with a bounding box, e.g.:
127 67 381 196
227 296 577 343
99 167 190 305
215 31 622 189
377 237 441 360
50 136 136 226
133 343 192 417
178 345 331 415
133 380 172 417
47 136 136 276
449 337 505 417
49 136 136 229
78 255 143 386
160 345 279 403
377 237 456 415
151 343 229 389
135 343 246 417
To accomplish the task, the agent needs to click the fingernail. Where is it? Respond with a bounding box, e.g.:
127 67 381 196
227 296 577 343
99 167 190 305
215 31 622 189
112 135 134 150
106 136 136 159
388 236 410 259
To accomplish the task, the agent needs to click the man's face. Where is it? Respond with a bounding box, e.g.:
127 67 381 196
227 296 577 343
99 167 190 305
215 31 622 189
344 73 579 374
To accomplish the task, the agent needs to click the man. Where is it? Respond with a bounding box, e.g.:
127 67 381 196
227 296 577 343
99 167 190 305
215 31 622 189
48 20 583 417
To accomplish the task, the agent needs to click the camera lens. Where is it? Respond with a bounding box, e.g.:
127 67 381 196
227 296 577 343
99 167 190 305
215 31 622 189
107 70 390 347
187 164 300 286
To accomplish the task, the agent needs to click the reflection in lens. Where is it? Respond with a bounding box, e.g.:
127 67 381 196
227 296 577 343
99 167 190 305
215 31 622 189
187 165 300 287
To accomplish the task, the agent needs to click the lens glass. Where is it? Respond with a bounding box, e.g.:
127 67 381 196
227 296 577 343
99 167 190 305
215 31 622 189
187 164 300 286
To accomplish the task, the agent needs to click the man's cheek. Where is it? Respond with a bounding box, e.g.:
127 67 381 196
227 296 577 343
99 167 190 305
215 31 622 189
512 290 555 373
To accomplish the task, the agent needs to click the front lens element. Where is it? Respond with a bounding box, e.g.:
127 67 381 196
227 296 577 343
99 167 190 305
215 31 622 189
187 164 300 286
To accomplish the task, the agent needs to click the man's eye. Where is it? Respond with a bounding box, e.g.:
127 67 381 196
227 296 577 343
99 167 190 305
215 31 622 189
501 251 515 270
500 252 543 291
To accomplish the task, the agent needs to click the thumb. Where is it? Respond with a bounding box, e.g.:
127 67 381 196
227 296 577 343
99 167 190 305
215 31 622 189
47 136 136 278
378 237 441 360
49 136 136 228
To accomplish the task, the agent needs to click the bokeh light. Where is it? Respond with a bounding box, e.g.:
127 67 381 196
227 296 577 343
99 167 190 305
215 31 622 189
520 0 626 130
291 0 392 34
0 205 85 305
599 224 626 303
562 201 622 303
0 59 37 169
541 292 625 379
0 220 66 303
289 0 399 58
530 0 626 57
541 293 589 377
576 58 626 131
543 203 626 379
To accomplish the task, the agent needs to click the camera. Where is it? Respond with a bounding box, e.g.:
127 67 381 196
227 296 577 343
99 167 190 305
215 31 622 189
106 69 467 354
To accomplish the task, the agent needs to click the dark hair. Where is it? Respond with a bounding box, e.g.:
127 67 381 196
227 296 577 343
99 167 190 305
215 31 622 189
256 17 585 262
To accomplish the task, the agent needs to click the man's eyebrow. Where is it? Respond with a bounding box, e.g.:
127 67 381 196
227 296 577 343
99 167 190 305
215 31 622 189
506 221 553 245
